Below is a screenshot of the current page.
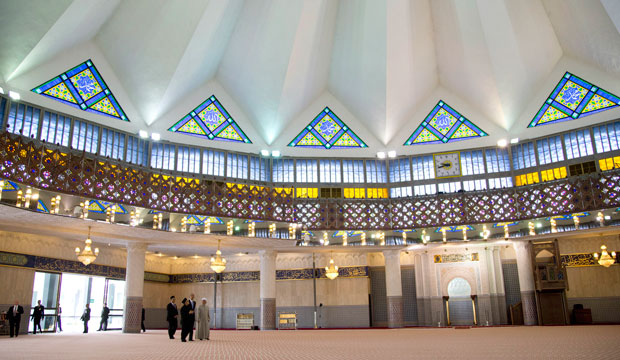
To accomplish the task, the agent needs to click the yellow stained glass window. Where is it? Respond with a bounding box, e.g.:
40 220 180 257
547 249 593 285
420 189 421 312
344 188 366 198
599 156 620 171
367 188 388 199
295 188 318 198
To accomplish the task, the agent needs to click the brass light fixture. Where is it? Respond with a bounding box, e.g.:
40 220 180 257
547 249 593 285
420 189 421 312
181 216 187 232
342 231 348 246
325 252 339 280
204 221 211 234
322 231 329 246
481 224 490 241
594 245 616 268
528 222 535 236
379 231 385 246
597 212 605 226
441 228 447 243
75 226 99 266
504 224 509 239
361 232 367 246
0 179 4 201
573 215 580 230
210 239 227 273
227 220 234 236
248 221 255 237
550 218 557 233
462 228 468 242
269 223 276 238
401 230 406 244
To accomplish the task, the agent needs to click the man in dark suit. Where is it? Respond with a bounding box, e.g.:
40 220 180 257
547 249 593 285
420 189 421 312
166 296 178 339
98 303 110 331
7 300 24 338
188 293 196 341
80 304 91 333
31 300 44 334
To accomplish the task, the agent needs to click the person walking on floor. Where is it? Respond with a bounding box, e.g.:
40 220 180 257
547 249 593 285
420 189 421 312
188 293 196 341
180 298 192 342
31 300 44 334
166 296 178 339
80 304 91 333
196 298 210 341
98 303 110 331
7 300 24 338
56 303 62 332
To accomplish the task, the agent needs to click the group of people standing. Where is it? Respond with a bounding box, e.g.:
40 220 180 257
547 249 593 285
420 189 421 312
5 300 113 336
166 293 210 342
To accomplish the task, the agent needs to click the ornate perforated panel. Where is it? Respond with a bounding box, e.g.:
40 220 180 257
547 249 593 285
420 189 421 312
1 132 619 230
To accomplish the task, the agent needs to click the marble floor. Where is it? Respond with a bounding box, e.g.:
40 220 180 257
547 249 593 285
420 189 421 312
1 326 619 359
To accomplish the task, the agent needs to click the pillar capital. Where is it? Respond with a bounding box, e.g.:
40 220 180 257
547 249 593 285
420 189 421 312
126 242 148 252
383 249 402 261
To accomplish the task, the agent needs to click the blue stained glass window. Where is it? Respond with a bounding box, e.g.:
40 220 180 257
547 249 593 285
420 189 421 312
342 160 364 183
366 160 387 183
71 119 99 153
273 159 294 183
227 153 248 179
168 95 251 144
404 100 487 145
250 156 270 182
296 159 318 183
319 159 341 183
529 72 620 127
288 107 367 149
202 149 225 177
31 59 129 121
150 143 175 171
592 122 620 153
0 97 7 129
177 146 201 173
461 150 485 176
99 128 126 160
6 103 40 138
511 142 537 170
485 148 510 173
411 155 435 180
126 135 149 167
40 111 71 147
388 158 411 183
564 129 593 160
537 135 564 165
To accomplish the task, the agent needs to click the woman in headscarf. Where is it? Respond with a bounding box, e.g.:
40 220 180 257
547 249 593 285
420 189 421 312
196 298 210 340
180 298 192 342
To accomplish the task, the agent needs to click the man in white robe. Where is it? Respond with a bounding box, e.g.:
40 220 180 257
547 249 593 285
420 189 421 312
196 298 210 340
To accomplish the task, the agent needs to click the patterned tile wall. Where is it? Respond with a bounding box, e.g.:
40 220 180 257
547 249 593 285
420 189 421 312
401 267 418 325
369 267 387 326
502 263 522 306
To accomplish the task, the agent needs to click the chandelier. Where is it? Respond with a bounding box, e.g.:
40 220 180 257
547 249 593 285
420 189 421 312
75 226 99 266
594 245 617 268
210 239 227 273
325 253 339 280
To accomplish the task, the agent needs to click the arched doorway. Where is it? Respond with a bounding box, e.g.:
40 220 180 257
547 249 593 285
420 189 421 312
447 277 474 326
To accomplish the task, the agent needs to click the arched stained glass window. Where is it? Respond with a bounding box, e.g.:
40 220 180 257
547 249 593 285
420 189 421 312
32 60 129 121
168 95 251 144
404 101 487 145
529 72 620 127
288 107 367 149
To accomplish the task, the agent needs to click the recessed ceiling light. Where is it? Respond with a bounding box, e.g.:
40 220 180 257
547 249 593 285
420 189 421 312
260 149 270 156
377 152 386 159
139 130 148 139
271 150 281 157
497 139 507 147
8 91 20 101
151 133 160 141
510 138 519 144
387 151 397 158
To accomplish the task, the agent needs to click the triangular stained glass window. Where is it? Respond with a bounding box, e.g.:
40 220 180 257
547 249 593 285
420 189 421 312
88 200 127 214
36 200 49 213
288 107 367 149
32 60 129 121
168 96 251 144
529 72 620 127
332 230 365 238
493 222 519 228
1 180 19 191
404 101 487 145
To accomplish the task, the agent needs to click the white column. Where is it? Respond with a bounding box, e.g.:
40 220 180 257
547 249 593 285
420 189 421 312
414 253 429 325
513 241 538 325
383 250 403 328
123 242 147 333
259 250 277 330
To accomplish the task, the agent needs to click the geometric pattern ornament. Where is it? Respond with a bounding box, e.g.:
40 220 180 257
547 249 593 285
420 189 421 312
88 200 127 214
404 100 487 145
493 221 519 228
168 95 251 144
288 107 367 149
36 200 49 213
186 215 223 225
435 225 474 233
1 180 19 191
332 230 365 238
529 72 620 127
32 59 129 121
393 229 416 233
545 212 589 221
